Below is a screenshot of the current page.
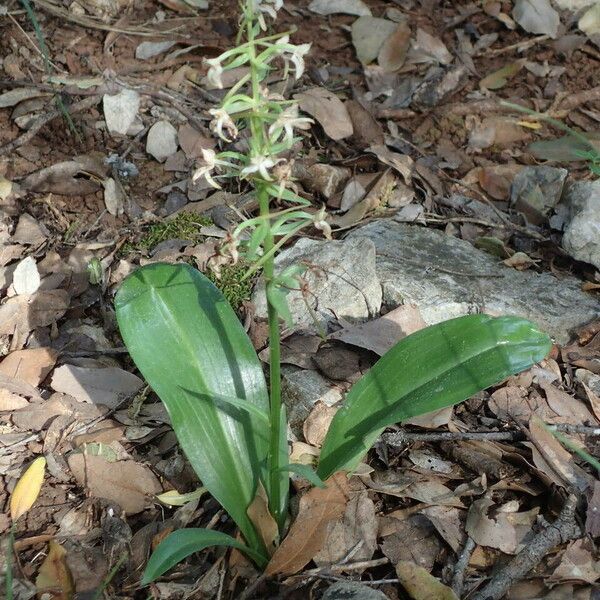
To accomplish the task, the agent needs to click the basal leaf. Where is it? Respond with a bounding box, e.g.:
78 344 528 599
115 263 270 555
142 529 267 584
317 315 551 480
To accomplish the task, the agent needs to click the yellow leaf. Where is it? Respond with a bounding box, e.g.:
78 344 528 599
517 120 542 130
396 561 459 600
10 456 46 521
156 487 206 506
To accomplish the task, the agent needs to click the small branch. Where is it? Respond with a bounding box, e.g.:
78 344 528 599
471 495 581 600
452 536 475 597
383 430 522 445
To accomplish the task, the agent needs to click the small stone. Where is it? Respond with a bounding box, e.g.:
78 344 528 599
103 89 140 136
302 164 351 200
160 191 188 216
510 166 568 224
322 581 388 600
252 236 382 332
559 179 600 270
146 120 178 163
282 366 343 438
348 220 599 344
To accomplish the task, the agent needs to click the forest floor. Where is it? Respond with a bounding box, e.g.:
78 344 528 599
1 0 600 598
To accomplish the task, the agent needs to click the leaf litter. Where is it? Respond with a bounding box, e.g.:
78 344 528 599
1 0 600 598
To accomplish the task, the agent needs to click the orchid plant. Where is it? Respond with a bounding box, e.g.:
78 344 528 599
114 0 551 585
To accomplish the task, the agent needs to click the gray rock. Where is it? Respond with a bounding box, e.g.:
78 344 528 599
321 581 388 600
146 120 178 163
575 369 600 396
510 166 568 224
559 179 600 270
253 236 382 332
348 221 599 344
282 366 343 437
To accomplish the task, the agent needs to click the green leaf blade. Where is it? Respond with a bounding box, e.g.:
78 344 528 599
141 529 268 585
317 315 551 480
115 263 270 553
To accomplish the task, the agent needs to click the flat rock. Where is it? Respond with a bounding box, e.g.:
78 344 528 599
510 165 568 224
146 120 178 163
348 220 599 344
281 366 343 437
559 179 600 270
252 236 381 332
322 581 388 600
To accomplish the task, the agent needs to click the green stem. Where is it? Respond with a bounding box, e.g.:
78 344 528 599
246 0 287 531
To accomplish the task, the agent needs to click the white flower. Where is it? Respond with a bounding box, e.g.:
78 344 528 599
205 57 223 89
288 43 310 80
208 108 238 142
192 148 235 189
313 205 331 240
253 0 283 29
268 105 313 145
240 155 283 181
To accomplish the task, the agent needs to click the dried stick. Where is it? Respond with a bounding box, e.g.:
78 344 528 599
452 536 475 597
471 495 581 600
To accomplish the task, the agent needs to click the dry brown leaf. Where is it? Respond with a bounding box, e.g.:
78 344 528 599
265 472 350 576
51 364 144 408
247 483 278 556
378 21 412 72
0 372 43 402
403 406 453 429
420 506 465 553
295 88 353 141
366 145 413 183
68 454 162 515
313 490 377 567
465 495 538 554
548 538 600 584
539 380 597 425
477 164 523 200
303 401 338 447
289 441 321 466
345 100 385 147
329 304 426 356
35 540 74 600
0 389 29 410
396 561 459 600
527 416 592 491
0 347 57 387
585 480 600 537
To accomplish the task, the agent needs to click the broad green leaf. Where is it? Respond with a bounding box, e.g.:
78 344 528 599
115 263 270 555
317 315 551 480
142 529 268 585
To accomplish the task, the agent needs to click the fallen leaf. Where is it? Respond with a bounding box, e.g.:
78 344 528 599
378 21 412 72
12 256 41 295
0 88 50 108
313 490 377 566
135 40 177 60
67 454 162 515
420 506 465 553
12 213 48 245
51 365 144 408
549 538 600 584
103 89 141 136
10 456 46 521
0 389 29 410
103 177 125 216
408 28 453 65
396 561 459 600
351 17 398 65
513 0 560 38
265 472 350 576
295 88 353 140
480 60 525 90
579 3 600 37
345 100 385 147
308 0 371 16
247 483 278 556
329 304 426 355
36 540 74 600
303 401 338 447
0 347 58 387
527 416 592 491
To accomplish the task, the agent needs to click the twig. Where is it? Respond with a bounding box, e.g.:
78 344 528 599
482 34 550 57
0 95 100 155
471 495 581 600
302 557 390 576
452 536 475 597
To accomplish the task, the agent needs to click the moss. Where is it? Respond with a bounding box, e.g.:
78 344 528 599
206 261 254 311
138 212 213 250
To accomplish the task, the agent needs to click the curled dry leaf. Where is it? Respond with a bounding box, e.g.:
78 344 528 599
303 401 338 447
35 540 74 600
247 482 279 556
265 472 350 576
295 87 353 141
396 561 459 600
67 454 162 515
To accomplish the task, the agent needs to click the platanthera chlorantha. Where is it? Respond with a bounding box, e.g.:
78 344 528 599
114 0 552 584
